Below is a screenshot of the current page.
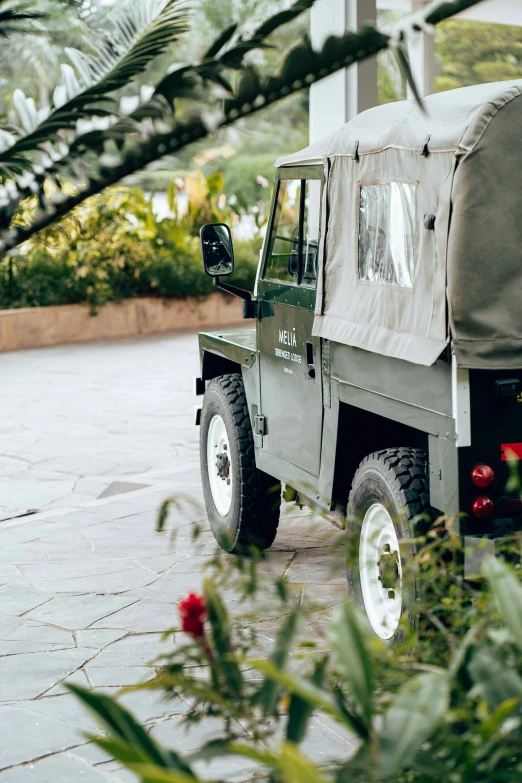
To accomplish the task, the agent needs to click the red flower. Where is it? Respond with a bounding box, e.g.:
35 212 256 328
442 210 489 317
179 592 206 637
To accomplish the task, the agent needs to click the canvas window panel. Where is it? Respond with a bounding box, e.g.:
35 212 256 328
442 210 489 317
358 182 416 288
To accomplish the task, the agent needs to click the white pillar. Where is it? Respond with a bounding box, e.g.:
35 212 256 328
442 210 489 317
407 0 435 99
309 0 378 143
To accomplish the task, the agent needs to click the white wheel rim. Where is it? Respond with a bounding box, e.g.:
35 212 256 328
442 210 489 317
359 503 403 640
207 414 233 516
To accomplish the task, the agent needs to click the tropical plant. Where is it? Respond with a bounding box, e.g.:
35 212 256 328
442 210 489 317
0 0 188 176
0 177 259 309
68 519 522 783
0 0 484 258
0 1 105 126
0 0 46 37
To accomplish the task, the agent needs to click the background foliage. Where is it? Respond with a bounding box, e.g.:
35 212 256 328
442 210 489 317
1 1 521 306
379 13 522 103
0 0 485 256
0 176 260 309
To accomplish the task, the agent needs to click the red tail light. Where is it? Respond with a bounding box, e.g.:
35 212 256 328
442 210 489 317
471 464 494 488
472 496 494 518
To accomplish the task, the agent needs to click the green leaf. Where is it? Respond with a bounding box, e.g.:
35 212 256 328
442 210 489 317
192 739 278 767
125 764 199 783
90 736 153 766
392 43 426 112
154 671 233 711
250 659 359 731
479 697 521 740
254 0 315 40
0 0 189 174
0 1 44 38
203 577 243 695
67 685 194 775
203 23 238 59
483 556 522 654
330 601 374 731
154 66 202 103
282 485 297 503
286 656 327 744
447 622 480 679
378 672 449 777
236 66 261 105
467 646 522 711
275 741 329 783
280 40 317 84
425 0 485 26
257 607 304 713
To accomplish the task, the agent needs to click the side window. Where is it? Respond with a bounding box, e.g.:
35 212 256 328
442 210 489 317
264 177 322 287
264 179 301 284
358 182 416 288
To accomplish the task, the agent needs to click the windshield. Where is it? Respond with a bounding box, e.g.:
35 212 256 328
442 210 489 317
264 177 321 287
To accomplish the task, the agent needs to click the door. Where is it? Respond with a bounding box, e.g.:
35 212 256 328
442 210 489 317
257 169 324 477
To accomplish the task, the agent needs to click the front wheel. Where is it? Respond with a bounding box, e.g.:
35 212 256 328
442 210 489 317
200 373 281 553
346 448 433 641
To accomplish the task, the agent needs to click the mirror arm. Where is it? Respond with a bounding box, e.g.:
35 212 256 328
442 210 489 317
213 277 251 301
213 278 257 319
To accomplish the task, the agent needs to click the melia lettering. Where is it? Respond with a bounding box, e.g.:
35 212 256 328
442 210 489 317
278 329 297 347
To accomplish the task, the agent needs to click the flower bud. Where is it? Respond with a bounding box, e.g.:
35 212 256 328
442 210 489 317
179 592 206 637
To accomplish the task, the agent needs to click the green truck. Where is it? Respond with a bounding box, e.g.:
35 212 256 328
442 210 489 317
194 79 522 641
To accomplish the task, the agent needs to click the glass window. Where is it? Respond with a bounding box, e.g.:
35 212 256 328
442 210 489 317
264 177 322 287
358 182 416 288
301 179 321 288
264 179 301 284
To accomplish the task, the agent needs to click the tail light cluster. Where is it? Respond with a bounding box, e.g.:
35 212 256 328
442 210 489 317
471 464 495 518
472 495 494 518
471 464 494 488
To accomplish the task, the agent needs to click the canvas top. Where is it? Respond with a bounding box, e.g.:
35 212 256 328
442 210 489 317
274 80 522 370
276 79 522 168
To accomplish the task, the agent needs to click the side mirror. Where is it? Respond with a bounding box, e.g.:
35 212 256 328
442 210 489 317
200 223 234 277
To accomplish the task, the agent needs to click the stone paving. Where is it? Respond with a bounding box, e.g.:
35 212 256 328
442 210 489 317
0 333 352 781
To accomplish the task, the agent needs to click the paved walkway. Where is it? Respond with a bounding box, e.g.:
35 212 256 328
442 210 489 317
0 333 351 781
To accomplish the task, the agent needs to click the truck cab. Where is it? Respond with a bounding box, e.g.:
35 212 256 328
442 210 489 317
195 79 522 642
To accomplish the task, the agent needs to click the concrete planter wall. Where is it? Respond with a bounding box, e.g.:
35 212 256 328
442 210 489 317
0 293 244 353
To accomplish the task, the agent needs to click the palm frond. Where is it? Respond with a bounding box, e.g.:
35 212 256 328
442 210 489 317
0 0 485 254
0 0 307 190
0 0 188 174
0 0 84 37
0 0 44 37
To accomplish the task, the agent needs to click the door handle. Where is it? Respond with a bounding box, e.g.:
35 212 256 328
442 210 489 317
306 341 315 379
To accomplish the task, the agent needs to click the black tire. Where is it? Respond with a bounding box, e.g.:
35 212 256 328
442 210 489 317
346 448 433 641
200 373 281 553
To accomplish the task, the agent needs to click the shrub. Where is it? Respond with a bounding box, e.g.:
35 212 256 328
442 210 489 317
0 182 259 310
70 512 522 783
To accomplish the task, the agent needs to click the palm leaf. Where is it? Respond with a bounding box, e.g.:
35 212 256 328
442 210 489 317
0 0 86 38
67 684 196 775
0 0 44 37
0 0 485 251
19 0 313 198
0 0 188 173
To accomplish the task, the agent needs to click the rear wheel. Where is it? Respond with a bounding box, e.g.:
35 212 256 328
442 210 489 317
346 448 433 641
200 373 281 553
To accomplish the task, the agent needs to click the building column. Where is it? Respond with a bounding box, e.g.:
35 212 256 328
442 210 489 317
309 0 378 143
407 0 435 99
